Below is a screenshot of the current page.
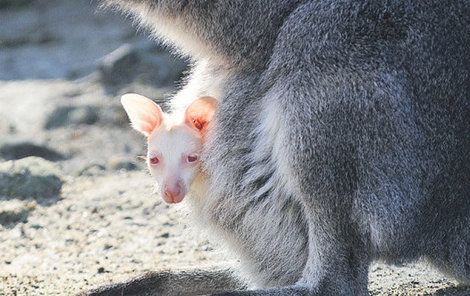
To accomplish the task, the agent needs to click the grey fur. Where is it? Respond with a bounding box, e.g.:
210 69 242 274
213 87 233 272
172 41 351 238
81 265 246 296
84 1 470 295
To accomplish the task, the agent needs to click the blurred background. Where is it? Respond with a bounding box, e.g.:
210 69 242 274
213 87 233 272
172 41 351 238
0 0 189 174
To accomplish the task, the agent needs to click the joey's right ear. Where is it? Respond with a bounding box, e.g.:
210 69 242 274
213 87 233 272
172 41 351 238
121 93 163 136
185 96 218 136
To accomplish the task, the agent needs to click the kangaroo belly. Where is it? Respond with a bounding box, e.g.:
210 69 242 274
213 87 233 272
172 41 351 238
189 188 308 288
234 197 308 287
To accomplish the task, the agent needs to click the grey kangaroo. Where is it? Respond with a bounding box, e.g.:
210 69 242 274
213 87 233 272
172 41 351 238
84 1 470 295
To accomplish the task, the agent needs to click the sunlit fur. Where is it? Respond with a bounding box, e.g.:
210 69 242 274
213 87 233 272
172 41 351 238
147 119 203 202
87 1 470 296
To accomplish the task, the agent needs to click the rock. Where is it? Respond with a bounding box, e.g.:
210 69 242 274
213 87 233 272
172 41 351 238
45 104 131 129
68 107 99 126
0 0 31 10
78 162 106 177
44 105 99 130
98 104 129 127
0 141 65 161
107 156 139 171
159 232 170 238
97 42 188 92
0 200 35 226
0 30 58 49
0 157 63 199
97 44 139 86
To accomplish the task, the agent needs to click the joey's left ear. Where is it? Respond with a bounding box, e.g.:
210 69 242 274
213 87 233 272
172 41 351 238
184 96 218 135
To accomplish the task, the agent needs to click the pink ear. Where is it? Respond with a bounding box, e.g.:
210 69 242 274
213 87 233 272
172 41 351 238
185 96 218 135
121 93 163 136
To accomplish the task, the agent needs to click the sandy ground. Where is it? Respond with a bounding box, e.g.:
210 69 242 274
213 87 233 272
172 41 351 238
0 1 469 295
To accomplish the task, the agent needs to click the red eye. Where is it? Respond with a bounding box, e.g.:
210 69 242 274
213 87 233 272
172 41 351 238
187 154 198 163
149 156 160 165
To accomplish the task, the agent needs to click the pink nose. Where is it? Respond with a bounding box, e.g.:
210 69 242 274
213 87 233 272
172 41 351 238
163 182 185 204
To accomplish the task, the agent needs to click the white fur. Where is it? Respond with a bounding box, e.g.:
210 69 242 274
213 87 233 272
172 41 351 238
146 117 203 202
170 59 233 115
